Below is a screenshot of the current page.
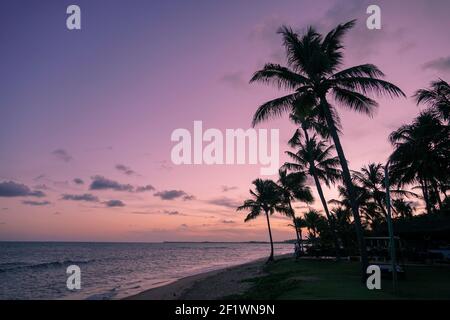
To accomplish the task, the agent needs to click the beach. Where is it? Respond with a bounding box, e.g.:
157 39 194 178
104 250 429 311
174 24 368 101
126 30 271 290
0 242 294 299
126 255 287 300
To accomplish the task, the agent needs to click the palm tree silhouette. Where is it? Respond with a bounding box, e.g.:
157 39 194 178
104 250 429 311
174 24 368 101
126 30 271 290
389 112 449 213
414 79 450 121
290 216 307 254
277 169 314 250
352 163 416 219
237 179 289 262
303 209 326 239
249 20 405 277
284 135 342 259
392 198 415 219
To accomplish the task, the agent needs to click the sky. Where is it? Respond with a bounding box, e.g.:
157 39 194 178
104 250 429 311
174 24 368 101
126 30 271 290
0 0 449 242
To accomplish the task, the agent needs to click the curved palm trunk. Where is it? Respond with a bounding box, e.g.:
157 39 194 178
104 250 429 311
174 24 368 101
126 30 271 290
320 98 368 280
302 127 341 260
264 209 274 262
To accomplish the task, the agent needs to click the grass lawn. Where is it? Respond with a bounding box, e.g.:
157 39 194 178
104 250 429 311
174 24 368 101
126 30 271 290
229 258 450 300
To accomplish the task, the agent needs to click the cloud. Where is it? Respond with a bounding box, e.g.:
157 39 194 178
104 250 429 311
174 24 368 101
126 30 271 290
73 178 84 185
221 185 238 192
135 185 155 192
104 200 125 207
221 220 236 224
89 176 153 193
219 72 248 89
33 174 48 182
163 210 182 215
0 181 45 198
154 190 194 201
207 197 242 209
34 184 50 190
115 164 138 176
52 149 73 162
131 210 187 216
423 56 450 71
61 193 99 202
157 160 173 171
22 200 51 206
89 176 134 192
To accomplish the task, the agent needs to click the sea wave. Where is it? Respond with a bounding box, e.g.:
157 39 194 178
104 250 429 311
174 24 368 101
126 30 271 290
0 259 95 273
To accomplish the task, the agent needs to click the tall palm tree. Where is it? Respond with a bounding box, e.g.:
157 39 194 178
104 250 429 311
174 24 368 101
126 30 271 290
389 112 449 214
414 79 450 122
284 136 342 258
249 20 405 276
237 179 289 262
277 169 314 249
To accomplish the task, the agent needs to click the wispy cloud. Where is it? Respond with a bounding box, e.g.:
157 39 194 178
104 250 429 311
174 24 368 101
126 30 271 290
131 210 188 216
423 56 450 71
154 190 195 201
135 185 155 192
221 219 236 224
221 185 238 192
207 197 241 209
51 149 73 162
115 164 138 176
219 71 248 89
61 193 99 202
104 199 125 207
0 181 45 198
22 200 51 206
89 176 154 193
73 178 84 185
89 176 134 192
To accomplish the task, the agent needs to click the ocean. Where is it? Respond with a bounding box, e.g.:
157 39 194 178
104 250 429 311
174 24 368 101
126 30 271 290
0 242 294 300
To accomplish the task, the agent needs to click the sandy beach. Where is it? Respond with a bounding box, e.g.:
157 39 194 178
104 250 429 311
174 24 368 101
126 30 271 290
125 254 290 300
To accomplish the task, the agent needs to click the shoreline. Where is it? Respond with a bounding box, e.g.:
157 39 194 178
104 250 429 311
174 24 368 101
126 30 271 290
125 254 291 300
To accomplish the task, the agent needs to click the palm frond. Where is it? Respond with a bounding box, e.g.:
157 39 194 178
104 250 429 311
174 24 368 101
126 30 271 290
250 63 310 90
333 87 378 116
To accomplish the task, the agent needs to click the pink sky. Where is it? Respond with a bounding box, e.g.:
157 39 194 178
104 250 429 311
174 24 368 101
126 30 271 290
0 0 449 241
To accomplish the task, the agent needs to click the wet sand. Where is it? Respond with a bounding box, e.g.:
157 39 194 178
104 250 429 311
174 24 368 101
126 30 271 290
125 254 290 300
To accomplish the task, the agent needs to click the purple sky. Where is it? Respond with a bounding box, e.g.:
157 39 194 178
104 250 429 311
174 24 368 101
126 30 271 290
0 0 449 242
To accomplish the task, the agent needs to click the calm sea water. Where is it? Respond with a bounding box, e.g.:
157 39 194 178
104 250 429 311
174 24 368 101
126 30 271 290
0 242 294 300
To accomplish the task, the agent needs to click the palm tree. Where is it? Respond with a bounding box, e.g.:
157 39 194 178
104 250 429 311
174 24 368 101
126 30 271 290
329 185 371 228
284 135 342 258
392 198 415 219
303 209 326 239
237 179 289 262
277 169 314 249
250 20 405 276
352 163 416 218
290 216 307 253
389 112 449 214
414 79 450 122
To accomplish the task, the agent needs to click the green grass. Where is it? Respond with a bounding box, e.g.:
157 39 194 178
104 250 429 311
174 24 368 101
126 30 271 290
228 258 450 300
